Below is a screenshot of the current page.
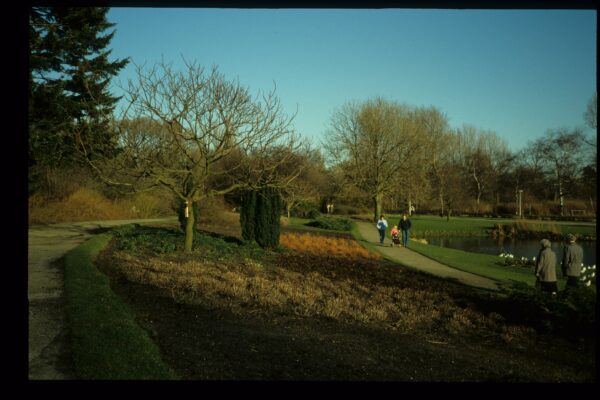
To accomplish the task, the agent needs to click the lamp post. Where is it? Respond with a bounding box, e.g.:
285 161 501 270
518 190 523 219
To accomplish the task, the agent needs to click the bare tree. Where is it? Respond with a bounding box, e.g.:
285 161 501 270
414 106 452 215
265 146 325 218
324 98 419 222
86 60 302 252
481 130 513 214
584 91 597 130
528 128 586 216
454 125 511 214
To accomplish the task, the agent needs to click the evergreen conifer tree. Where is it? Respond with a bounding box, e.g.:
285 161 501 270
240 187 282 248
29 7 128 189
240 189 257 242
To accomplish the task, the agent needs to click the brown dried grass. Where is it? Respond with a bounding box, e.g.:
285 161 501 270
29 188 130 224
29 188 173 225
97 232 535 345
280 232 381 260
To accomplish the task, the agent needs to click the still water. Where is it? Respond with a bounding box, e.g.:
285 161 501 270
425 237 596 266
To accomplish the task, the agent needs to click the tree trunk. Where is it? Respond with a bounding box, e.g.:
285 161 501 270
45 167 53 197
373 192 383 222
286 203 291 219
439 191 445 217
184 198 194 253
558 180 564 216
495 193 499 215
473 172 481 215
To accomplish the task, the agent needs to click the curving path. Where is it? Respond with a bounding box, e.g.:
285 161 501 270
355 222 500 292
28 217 177 380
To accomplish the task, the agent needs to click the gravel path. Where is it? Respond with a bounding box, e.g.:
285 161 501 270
355 222 500 291
28 217 177 380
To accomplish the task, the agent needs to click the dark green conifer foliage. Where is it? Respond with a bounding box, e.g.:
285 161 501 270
29 7 128 190
240 190 257 242
240 187 282 248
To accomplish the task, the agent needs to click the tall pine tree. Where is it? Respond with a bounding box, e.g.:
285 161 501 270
29 7 128 191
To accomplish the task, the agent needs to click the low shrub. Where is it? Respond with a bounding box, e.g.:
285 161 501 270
113 224 181 253
307 209 321 219
126 192 173 219
500 281 596 340
289 202 321 219
112 224 268 260
305 217 353 231
490 221 561 239
29 188 130 224
333 204 365 215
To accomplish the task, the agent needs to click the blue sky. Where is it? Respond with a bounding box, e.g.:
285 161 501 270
106 8 596 152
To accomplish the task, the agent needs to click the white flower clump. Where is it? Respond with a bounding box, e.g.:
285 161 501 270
497 252 535 268
580 263 597 287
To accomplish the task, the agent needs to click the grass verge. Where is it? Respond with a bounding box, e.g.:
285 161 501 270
64 232 177 380
406 241 546 287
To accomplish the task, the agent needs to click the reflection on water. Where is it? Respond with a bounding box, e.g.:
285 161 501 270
425 237 596 266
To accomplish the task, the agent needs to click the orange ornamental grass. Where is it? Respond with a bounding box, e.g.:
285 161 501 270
280 232 381 260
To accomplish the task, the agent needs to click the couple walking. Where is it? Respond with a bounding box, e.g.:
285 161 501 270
377 214 412 247
534 233 585 295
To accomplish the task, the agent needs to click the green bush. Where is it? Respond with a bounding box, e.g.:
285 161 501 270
305 217 353 231
113 225 181 253
240 187 282 248
501 282 596 339
113 224 269 260
240 190 257 241
307 208 321 219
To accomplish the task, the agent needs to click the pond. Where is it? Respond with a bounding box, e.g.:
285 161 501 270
425 237 596 266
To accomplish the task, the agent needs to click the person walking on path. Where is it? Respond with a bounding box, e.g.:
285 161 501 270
535 238 558 295
398 213 412 248
561 233 584 291
376 214 388 245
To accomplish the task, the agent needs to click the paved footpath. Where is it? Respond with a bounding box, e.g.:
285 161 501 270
28 217 177 380
355 222 499 292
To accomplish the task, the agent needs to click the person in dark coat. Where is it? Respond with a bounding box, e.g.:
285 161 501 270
535 238 558 295
398 214 412 248
561 233 584 290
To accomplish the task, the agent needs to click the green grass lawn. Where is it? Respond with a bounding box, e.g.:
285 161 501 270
64 232 177 380
406 240 558 288
384 214 596 238
343 214 594 288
